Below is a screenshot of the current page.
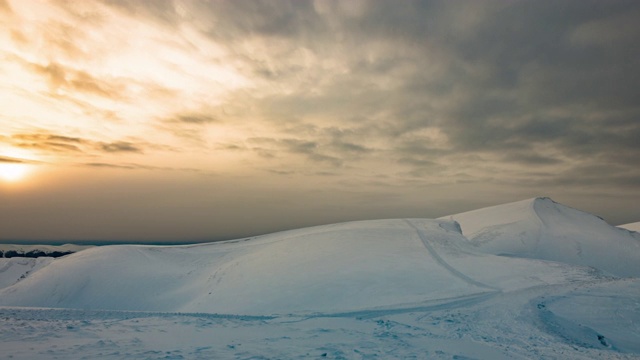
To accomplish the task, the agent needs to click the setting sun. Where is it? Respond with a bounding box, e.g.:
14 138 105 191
0 163 31 182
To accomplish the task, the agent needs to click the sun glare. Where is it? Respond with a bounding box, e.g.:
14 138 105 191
0 163 32 182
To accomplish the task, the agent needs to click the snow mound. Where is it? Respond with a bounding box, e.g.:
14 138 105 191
443 197 640 277
1 199 636 316
0 219 506 315
619 222 640 233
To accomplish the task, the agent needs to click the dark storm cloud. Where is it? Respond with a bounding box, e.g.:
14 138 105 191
428 2 640 153
123 0 639 186
359 1 640 188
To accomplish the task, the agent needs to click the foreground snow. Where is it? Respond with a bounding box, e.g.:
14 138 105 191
1 197 639 359
2 278 639 359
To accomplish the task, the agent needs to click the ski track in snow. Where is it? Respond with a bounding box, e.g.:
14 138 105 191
404 219 501 292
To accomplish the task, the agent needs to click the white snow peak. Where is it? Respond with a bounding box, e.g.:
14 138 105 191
442 197 640 277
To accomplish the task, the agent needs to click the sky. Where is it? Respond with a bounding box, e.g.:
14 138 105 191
1 0 639 243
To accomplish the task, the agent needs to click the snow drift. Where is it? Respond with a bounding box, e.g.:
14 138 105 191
442 197 640 277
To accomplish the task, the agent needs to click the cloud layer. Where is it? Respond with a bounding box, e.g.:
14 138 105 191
1 0 639 241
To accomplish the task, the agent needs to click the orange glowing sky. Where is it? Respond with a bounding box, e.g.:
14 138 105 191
1 0 639 242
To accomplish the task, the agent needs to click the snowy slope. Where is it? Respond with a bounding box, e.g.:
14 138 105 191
442 197 640 277
619 221 640 232
0 219 489 314
0 257 53 289
0 218 600 315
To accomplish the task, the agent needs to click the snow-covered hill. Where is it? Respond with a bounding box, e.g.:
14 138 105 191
442 197 640 277
1 198 639 359
0 219 553 314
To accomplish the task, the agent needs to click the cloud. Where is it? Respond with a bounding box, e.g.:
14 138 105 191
517 163 640 190
84 162 140 170
28 61 125 100
0 155 30 163
248 137 342 167
368 1 640 183
4 133 146 156
502 153 563 166
169 114 218 125
1 0 640 241
99 141 142 153
10 133 85 153
82 162 205 175
12 134 83 143
156 112 221 142
0 0 11 12
56 1 640 182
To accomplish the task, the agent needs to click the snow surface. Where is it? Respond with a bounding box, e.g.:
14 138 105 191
1 197 639 359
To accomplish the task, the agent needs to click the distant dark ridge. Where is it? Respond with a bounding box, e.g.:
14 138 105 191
0 239 224 246
0 250 74 258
